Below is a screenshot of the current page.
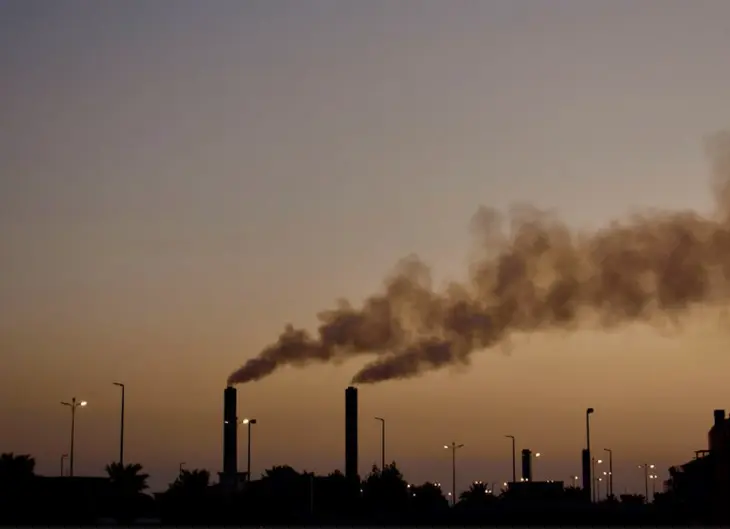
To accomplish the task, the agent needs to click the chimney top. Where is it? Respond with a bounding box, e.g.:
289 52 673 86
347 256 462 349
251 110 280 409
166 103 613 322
714 409 725 427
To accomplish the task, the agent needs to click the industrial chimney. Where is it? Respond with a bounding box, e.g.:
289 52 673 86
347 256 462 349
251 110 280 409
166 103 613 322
521 449 532 482
345 386 358 481
223 386 238 476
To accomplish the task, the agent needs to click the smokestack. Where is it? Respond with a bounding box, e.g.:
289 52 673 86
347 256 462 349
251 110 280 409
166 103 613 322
714 409 725 427
521 449 532 482
345 386 358 481
582 449 591 501
223 386 238 476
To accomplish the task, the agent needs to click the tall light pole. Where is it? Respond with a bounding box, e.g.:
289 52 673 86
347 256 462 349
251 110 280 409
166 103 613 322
60 397 87 477
113 382 125 467
505 435 516 484
60 454 68 476
243 418 257 481
375 417 385 471
603 448 613 497
444 442 464 506
571 475 579 487
585 407 594 501
649 473 658 497
639 463 654 503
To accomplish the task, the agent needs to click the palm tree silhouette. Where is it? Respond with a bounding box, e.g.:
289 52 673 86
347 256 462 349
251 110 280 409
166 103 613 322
105 462 149 495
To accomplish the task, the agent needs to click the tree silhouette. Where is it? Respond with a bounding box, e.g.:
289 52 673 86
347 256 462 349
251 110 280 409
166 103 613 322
105 462 149 495
0 452 35 487
104 462 150 523
409 481 449 516
457 481 497 511
167 468 210 495
362 463 410 518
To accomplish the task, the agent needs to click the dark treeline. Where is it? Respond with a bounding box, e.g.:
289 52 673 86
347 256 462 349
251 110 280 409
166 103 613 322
0 452 718 525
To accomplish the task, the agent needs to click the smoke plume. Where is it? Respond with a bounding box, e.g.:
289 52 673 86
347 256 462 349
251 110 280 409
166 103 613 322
228 133 730 386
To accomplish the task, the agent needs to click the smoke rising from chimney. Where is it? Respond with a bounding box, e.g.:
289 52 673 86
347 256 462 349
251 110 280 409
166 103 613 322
227 133 730 386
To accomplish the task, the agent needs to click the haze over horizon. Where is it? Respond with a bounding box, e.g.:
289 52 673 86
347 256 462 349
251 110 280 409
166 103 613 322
2 0 730 494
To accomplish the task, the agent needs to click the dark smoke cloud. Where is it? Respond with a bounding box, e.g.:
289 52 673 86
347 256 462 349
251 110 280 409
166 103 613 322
228 133 730 386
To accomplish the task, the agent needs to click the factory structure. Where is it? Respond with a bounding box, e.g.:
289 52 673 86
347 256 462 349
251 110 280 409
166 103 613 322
219 386 247 490
219 385 361 489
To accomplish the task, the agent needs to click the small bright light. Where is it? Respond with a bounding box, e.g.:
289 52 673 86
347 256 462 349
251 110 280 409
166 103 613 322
444 445 449 449
535 452 541 457
650 464 655 469
243 418 250 424
79 401 88 407
503 482 508 486
597 459 602 464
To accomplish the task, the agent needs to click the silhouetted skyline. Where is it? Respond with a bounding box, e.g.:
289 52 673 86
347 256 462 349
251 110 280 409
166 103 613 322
3 0 730 494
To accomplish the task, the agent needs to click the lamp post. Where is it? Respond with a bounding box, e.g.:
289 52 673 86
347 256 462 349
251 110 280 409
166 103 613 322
603 448 613 497
242 418 257 481
60 398 87 477
639 463 655 503
375 417 385 471
60 454 68 476
649 473 659 498
444 442 464 506
113 382 125 466
505 435 516 484
571 475 579 487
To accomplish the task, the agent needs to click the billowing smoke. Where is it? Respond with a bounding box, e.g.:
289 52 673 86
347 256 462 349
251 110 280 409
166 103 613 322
228 133 730 386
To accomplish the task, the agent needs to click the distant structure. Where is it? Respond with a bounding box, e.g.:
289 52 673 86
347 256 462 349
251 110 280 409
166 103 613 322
223 386 238 476
709 409 730 518
345 386 358 482
521 449 533 482
581 448 591 500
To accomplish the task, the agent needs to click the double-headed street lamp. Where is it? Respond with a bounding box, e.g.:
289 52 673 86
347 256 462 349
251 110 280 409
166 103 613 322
444 442 464 506
639 463 655 502
60 398 87 477
603 448 613 497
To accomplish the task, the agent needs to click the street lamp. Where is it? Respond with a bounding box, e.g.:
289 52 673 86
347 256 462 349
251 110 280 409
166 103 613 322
242 418 257 481
603 448 613 497
60 398 87 477
585 408 594 500
534 452 542 481
505 435 516 484
571 475 579 487
639 463 655 502
444 442 464 506
649 473 659 497
113 382 125 467
375 417 385 471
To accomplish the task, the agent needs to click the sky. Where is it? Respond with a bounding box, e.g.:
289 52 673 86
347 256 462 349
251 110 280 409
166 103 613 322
2 0 730 495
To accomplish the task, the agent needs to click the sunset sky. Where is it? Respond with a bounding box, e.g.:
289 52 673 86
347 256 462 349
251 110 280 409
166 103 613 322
3 0 730 494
